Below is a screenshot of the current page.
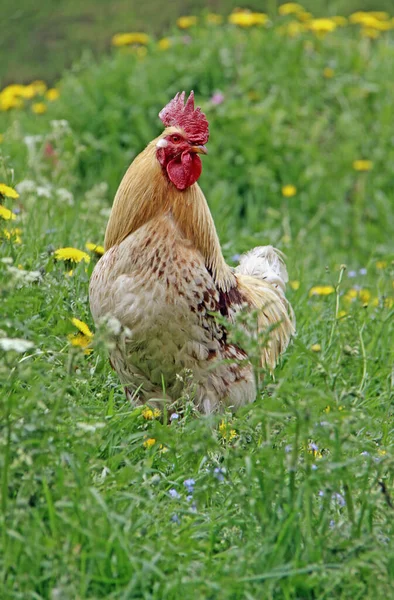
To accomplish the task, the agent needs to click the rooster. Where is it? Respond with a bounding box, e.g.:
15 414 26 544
89 91 294 414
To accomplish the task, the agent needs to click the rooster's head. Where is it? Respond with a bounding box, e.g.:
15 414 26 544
156 91 209 191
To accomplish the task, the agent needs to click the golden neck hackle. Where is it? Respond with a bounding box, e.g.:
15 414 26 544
104 135 235 291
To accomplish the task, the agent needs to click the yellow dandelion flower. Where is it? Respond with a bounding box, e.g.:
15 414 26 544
377 448 387 456
143 437 156 449
18 85 36 99
337 310 347 318
374 21 392 31
344 289 358 302
0 85 26 110
229 11 268 27
384 298 394 309
229 429 237 441
290 280 300 290
281 21 306 37
350 12 369 24
32 102 47 115
369 12 390 21
1 228 22 244
297 11 313 22
142 407 154 420
0 205 16 220
54 247 91 264
71 318 93 338
30 80 47 95
359 289 371 304
311 343 321 352
323 67 335 78
0 183 19 199
206 13 223 25
307 18 337 34
331 16 348 26
309 285 335 297
68 333 89 347
324 405 330 413
111 32 150 47
0 94 23 111
46 88 60 101
1 84 26 96
249 13 269 25
158 38 171 50
219 421 238 441
344 288 374 305
376 260 387 270
353 159 373 171
360 28 379 39
142 407 161 420
68 332 93 354
358 16 391 30
85 242 105 256
176 16 198 29
282 184 297 197
279 3 304 16
68 319 93 354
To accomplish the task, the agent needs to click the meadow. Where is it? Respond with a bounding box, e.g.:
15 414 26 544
1 6 394 599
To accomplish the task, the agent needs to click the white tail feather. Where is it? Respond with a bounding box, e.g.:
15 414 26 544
235 246 288 294
234 246 295 370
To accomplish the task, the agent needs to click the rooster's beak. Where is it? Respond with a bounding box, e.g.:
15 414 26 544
190 144 208 155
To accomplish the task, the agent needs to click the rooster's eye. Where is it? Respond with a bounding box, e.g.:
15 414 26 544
171 135 181 143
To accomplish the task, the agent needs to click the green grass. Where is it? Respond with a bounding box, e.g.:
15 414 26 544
1 13 394 599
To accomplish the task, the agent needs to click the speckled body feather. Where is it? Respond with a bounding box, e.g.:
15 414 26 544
89 96 295 413
90 213 257 413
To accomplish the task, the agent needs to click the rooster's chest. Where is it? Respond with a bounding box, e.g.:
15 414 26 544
90 218 222 366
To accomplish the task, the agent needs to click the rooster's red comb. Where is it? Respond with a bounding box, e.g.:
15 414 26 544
159 91 209 145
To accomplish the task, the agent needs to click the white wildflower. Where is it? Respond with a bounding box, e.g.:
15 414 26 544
0 338 35 353
36 186 52 199
85 182 108 203
23 135 43 151
56 188 74 205
15 180 37 194
7 266 42 284
50 119 70 131
76 422 106 432
101 466 110 480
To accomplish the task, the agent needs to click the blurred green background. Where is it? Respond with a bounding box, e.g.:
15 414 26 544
2 0 394 84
